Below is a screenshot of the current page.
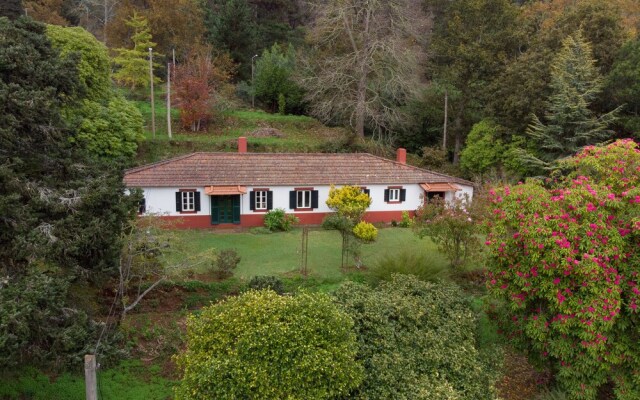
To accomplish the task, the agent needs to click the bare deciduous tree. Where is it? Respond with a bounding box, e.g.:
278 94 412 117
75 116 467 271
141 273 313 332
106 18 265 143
300 0 429 140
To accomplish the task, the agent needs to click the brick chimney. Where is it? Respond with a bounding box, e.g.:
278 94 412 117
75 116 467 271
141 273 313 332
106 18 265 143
238 136 247 153
396 148 406 164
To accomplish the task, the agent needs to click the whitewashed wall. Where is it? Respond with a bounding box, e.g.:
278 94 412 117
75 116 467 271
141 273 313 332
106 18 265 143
140 183 474 216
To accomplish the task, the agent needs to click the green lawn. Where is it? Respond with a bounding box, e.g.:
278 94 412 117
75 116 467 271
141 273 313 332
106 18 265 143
168 227 447 280
0 361 173 400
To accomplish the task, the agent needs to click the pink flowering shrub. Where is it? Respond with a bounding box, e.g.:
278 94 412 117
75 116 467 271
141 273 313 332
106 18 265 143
485 140 640 399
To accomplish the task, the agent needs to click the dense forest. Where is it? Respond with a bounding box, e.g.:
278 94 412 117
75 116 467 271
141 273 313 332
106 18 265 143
2 0 640 399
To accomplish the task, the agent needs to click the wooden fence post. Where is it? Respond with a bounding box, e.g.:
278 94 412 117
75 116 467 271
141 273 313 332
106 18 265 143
85 354 97 400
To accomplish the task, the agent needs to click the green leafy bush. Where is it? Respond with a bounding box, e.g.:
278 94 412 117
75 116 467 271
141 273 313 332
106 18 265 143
414 195 481 268
214 249 241 278
175 290 363 399
263 208 298 232
352 221 378 242
371 252 447 282
247 276 285 294
334 275 498 399
398 210 414 227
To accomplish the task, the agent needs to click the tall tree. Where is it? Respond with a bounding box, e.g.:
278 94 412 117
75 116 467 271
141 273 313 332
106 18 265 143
301 0 428 140
112 12 159 89
605 38 640 135
202 0 255 80
47 25 144 158
0 17 137 367
428 0 520 163
517 32 619 171
107 0 205 59
254 43 303 113
0 0 24 19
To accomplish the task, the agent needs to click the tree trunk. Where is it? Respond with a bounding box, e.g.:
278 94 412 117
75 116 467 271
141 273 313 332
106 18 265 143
452 100 466 164
355 71 366 138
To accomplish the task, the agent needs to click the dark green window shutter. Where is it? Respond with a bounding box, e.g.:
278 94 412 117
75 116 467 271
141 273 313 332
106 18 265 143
400 188 406 202
311 190 319 209
384 189 390 202
195 192 201 211
267 191 273 210
232 196 241 224
249 191 255 211
211 196 220 225
289 191 296 209
175 192 182 212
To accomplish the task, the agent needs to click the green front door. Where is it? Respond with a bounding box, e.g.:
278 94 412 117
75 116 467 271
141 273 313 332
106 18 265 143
211 195 241 225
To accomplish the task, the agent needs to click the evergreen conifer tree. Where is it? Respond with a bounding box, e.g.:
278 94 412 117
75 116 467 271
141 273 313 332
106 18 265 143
112 12 160 89
0 0 24 20
519 31 619 170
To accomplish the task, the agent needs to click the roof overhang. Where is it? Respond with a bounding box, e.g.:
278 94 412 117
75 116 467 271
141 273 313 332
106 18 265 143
420 182 461 192
205 185 247 195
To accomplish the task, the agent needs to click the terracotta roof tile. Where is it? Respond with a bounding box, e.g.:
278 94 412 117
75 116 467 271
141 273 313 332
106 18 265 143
124 152 472 187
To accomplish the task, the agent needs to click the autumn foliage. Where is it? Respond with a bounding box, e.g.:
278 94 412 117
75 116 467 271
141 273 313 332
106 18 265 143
485 140 640 399
173 52 234 132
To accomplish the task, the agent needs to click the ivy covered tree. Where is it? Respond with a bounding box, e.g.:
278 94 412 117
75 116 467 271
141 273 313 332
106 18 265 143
175 290 363 399
486 140 640 399
518 32 619 172
112 12 160 89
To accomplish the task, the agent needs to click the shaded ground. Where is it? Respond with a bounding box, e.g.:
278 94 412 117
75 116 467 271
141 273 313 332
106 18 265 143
497 349 551 400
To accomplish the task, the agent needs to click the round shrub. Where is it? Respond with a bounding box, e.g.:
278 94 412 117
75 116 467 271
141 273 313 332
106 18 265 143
352 221 378 242
175 290 363 400
247 275 285 294
263 208 298 232
334 274 498 399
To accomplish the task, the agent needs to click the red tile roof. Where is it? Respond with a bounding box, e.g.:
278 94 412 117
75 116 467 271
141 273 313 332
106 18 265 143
124 152 472 187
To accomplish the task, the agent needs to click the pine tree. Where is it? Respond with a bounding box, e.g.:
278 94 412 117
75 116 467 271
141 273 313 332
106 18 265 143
520 31 619 170
112 12 160 89
0 0 24 19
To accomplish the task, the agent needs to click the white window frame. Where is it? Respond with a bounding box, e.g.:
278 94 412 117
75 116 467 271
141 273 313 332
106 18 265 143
389 188 400 202
297 190 311 209
255 190 268 210
182 191 195 212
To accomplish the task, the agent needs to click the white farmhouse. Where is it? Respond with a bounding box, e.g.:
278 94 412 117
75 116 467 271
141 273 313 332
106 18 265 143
123 137 473 228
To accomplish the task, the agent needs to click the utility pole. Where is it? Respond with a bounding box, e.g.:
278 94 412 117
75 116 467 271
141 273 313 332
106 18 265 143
84 354 97 400
149 47 156 139
167 62 172 139
442 89 448 150
251 54 258 108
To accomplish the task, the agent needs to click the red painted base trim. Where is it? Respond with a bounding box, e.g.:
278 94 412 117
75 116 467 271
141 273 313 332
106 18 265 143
156 210 415 229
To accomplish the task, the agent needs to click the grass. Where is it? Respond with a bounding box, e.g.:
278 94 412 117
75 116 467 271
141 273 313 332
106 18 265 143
0 361 174 400
126 84 348 164
166 227 448 281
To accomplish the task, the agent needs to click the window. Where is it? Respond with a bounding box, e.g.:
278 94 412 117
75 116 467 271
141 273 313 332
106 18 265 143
289 189 319 210
297 190 311 208
182 191 195 211
138 198 146 214
175 190 201 213
250 189 272 211
255 191 268 210
384 187 406 203
389 188 400 202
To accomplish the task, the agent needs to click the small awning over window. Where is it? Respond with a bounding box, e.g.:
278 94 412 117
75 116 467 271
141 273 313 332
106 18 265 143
420 183 461 192
205 185 247 195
